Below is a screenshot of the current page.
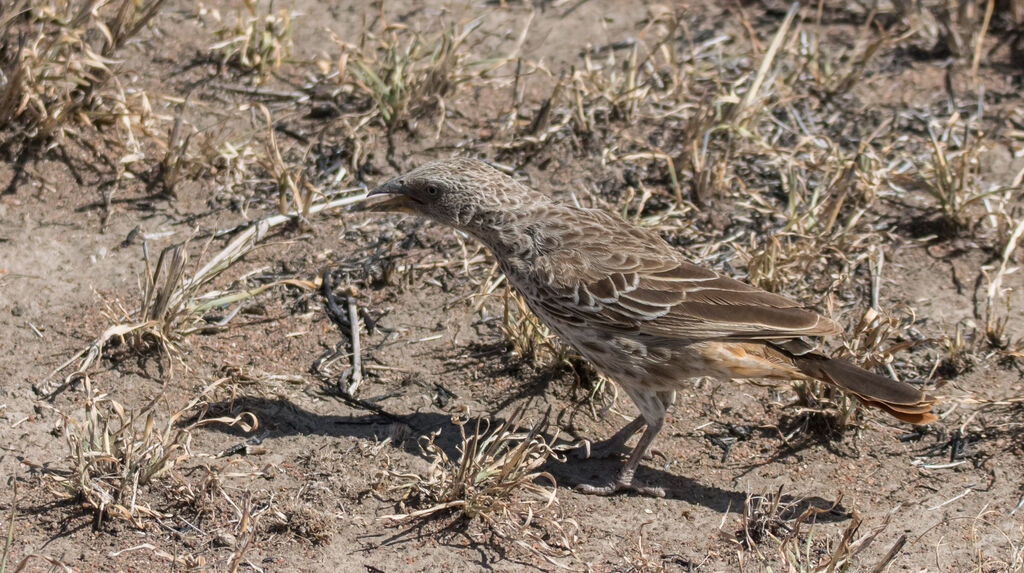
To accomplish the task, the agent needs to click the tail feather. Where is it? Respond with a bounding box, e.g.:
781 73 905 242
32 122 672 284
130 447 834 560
793 354 937 424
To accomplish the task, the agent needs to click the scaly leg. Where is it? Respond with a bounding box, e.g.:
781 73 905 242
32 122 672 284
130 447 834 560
577 415 666 496
576 389 673 497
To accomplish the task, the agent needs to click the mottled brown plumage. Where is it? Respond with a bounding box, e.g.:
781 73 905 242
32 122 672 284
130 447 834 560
367 157 937 496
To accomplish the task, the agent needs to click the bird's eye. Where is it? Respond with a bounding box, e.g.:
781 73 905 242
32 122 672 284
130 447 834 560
425 185 439 196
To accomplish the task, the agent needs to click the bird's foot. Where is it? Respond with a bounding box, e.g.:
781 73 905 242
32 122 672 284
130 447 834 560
576 466 665 497
576 478 665 498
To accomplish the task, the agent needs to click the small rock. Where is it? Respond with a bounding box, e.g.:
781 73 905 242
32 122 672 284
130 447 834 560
213 532 237 547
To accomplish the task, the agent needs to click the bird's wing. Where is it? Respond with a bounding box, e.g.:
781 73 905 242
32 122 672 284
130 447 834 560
528 210 840 340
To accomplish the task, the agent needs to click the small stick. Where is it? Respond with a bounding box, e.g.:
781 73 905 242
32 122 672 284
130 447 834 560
919 461 967 470
971 0 995 83
208 83 308 101
1011 495 1024 515
871 233 884 312
346 294 363 394
926 486 972 511
321 269 349 334
213 190 366 239
507 57 522 131
869 533 906 573
26 322 43 339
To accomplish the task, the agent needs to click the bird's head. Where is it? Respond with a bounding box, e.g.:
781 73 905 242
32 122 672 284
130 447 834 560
364 158 544 233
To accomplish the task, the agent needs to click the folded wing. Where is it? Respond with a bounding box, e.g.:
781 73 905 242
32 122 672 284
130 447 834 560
530 210 840 341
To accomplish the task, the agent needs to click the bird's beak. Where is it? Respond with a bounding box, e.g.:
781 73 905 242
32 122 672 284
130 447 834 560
362 180 416 213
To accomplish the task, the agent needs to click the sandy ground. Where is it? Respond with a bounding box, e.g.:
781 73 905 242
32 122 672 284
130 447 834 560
2 0 1023 571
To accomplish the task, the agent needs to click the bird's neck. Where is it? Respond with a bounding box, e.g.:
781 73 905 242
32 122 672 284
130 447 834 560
462 202 554 272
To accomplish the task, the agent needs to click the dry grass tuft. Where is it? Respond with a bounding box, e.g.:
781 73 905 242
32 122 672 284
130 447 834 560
267 502 335 546
33 200 365 398
980 217 1024 350
379 404 578 566
43 376 257 528
326 16 480 133
736 487 904 572
34 224 275 398
257 104 318 219
964 507 1024 572
208 0 293 79
890 111 1018 232
0 0 165 140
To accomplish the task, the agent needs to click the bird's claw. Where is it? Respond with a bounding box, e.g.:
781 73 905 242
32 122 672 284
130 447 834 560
571 439 665 462
571 439 626 460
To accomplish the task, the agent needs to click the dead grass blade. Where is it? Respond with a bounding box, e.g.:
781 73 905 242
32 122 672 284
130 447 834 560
981 217 1024 348
731 2 799 124
257 104 315 220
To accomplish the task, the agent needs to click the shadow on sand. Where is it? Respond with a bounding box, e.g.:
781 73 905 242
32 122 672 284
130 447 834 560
198 395 849 521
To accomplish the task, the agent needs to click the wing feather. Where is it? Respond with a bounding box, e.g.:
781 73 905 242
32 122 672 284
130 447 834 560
526 209 840 340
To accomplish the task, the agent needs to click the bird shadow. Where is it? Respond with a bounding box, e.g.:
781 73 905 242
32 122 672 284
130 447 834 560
551 451 847 522
195 395 849 523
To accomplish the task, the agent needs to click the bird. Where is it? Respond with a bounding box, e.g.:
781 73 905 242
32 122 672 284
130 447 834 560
365 157 938 496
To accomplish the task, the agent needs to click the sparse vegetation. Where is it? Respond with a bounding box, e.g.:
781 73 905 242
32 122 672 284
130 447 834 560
44 376 257 527
0 0 165 140
735 488 906 572
208 0 293 79
327 16 480 133
379 406 578 565
2 0 1023 569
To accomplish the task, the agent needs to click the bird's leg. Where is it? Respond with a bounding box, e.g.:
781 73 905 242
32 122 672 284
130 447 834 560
576 415 666 497
572 416 646 459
